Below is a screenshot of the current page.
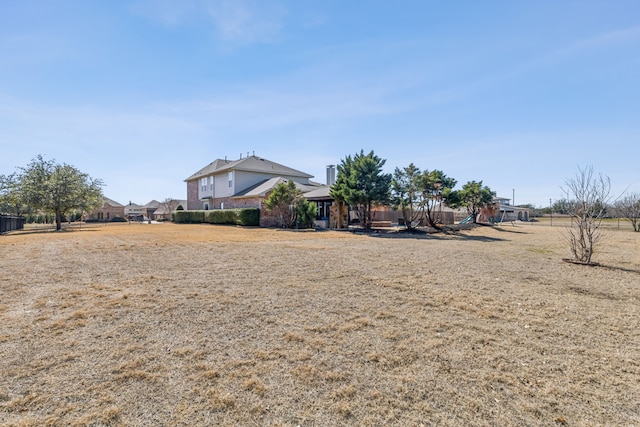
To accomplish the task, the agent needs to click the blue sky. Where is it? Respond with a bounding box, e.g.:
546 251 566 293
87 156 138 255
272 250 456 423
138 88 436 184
1 1 639 207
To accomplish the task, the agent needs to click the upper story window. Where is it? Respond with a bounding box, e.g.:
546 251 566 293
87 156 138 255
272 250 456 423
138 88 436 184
200 177 207 192
228 171 233 188
209 176 214 190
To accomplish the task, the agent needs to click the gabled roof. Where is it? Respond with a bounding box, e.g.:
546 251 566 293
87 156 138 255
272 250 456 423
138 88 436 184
185 159 232 181
185 155 313 181
144 200 161 208
153 199 187 215
103 197 124 207
303 186 332 200
233 177 326 198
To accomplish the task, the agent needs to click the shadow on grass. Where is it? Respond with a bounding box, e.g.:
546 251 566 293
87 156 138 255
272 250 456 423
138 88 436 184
6 225 103 235
562 258 640 275
485 225 530 235
593 263 640 275
423 233 507 242
355 226 508 242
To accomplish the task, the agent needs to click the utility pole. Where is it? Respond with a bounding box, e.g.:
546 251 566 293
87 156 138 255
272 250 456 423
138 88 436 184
550 198 552 227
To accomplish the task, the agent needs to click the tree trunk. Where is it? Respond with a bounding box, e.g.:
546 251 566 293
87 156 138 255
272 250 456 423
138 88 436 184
55 209 62 231
425 206 442 229
403 206 415 230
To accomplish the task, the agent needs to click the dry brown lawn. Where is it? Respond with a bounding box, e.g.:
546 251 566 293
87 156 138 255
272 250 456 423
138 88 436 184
1 222 639 426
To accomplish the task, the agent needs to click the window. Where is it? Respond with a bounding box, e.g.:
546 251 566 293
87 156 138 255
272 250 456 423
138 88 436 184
228 171 233 188
200 177 208 192
209 176 214 191
316 201 332 219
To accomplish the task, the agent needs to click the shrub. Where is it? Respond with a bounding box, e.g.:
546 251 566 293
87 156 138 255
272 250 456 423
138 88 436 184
296 199 317 228
206 210 237 225
174 210 205 224
237 208 260 226
173 209 260 226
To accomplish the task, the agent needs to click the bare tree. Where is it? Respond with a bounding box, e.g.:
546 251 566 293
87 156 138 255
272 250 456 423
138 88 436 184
161 197 175 213
159 198 182 221
561 165 612 264
614 193 640 232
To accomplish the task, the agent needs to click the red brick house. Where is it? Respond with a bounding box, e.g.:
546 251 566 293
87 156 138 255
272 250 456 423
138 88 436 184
86 197 125 222
185 155 327 226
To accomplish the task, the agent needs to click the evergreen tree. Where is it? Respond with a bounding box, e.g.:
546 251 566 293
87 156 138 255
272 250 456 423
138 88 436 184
264 180 317 228
421 169 457 228
390 163 423 230
330 150 391 230
451 180 494 223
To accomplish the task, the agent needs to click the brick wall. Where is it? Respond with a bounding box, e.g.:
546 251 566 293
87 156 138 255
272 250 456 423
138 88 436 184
186 180 200 210
216 197 261 209
86 203 125 221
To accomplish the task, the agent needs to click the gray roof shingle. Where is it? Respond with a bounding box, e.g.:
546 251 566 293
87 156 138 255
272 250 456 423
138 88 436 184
185 155 313 181
233 177 326 198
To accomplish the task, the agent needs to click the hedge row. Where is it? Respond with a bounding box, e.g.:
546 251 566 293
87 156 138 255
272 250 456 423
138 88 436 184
173 208 260 226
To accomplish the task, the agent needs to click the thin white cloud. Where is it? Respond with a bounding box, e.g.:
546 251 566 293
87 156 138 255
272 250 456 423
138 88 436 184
573 25 640 51
130 0 287 45
0 32 71 64
414 24 640 107
506 25 640 78
160 80 412 131
0 54 413 146
205 0 286 44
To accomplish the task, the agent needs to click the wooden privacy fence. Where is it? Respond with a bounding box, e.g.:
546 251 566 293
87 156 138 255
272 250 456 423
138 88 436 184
0 215 25 234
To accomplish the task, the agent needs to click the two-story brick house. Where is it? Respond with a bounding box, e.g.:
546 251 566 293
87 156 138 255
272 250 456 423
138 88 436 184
185 155 326 225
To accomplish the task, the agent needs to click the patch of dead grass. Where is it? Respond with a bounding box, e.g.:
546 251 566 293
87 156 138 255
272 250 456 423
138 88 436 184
1 223 639 425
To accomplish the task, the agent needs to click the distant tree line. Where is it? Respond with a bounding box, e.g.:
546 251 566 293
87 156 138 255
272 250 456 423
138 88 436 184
546 195 640 229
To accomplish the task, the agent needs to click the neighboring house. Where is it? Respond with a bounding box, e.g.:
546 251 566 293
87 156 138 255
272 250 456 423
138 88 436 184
124 202 144 221
185 154 327 226
86 197 125 222
303 186 334 228
479 197 530 223
142 200 161 220
153 199 187 221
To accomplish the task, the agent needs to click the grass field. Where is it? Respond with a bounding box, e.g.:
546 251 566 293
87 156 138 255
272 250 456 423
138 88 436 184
1 222 639 426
